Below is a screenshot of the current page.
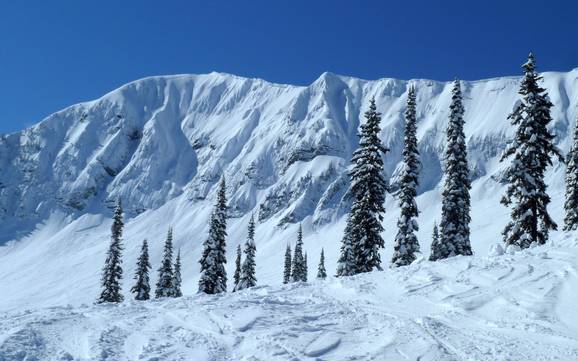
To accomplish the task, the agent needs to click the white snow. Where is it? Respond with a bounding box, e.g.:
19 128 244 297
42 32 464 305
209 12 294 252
1 70 578 359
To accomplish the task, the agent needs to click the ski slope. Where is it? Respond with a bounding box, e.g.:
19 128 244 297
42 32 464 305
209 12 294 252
1 235 578 360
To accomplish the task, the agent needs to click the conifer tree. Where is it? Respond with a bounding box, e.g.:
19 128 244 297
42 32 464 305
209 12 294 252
155 228 174 298
336 215 356 276
564 118 578 231
198 177 228 294
304 252 308 282
317 248 327 280
429 222 442 261
291 225 306 282
392 85 421 267
131 239 151 301
431 80 473 261
97 199 125 303
237 215 257 290
339 97 389 274
501 54 562 247
232 244 242 292
283 244 292 284
172 249 183 298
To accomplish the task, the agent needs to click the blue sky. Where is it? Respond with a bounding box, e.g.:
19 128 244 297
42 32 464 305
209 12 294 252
1 0 577 133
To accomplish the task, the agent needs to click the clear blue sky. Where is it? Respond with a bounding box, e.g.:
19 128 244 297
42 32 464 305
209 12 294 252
1 0 577 133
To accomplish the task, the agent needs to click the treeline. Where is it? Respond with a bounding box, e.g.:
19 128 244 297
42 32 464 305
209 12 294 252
97 53 578 303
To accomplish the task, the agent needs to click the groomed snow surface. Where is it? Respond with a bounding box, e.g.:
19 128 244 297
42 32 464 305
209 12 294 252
2 235 578 360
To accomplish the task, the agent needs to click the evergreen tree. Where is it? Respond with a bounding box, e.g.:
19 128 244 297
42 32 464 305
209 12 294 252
198 177 228 294
392 85 421 267
232 244 242 292
564 118 578 231
283 244 292 284
336 215 356 276
429 222 442 261
501 54 562 247
317 248 327 279
303 252 308 282
97 199 125 303
291 225 306 282
155 228 174 298
131 239 151 301
237 215 257 290
172 249 183 298
340 97 389 274
431 80 473 261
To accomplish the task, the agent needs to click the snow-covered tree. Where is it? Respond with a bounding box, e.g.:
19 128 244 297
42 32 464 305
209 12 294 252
501 53 562 247
564 118 578 231
291 225 306 282
283 244 292 284
97 199 125 303
232 244 242 292
429 222 442 261
392 85 421 267
155 228 174 298
336 215 356 276
303 252 308 282
198 177 228 294
340 97 389 274
431 80 473 261
237 215 257 290
317 248 327 279
131 239 151 301
172 249 183 298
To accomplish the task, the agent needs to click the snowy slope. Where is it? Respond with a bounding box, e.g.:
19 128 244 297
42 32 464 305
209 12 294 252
0 69 578 346
1 235 578 360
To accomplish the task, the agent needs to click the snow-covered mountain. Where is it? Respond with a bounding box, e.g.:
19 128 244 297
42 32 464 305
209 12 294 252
0 69 577 314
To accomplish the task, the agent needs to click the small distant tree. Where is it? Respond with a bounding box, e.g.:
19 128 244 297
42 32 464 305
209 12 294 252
198 177 228 294
303 253 308 282
237 215 257 290
232 244 242 292
336 215 356 276
172 249 183 298
429 223 441 261
155 228 174 298
291 225 306 282
317 248 327 280
131 239 151 301
564 118 578 231
97 199 124 303
283 244 292 284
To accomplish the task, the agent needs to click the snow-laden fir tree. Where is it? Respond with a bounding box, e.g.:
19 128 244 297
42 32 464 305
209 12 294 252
339 97 389 274
155 228 174 298
232 244 242 292
303 253 308 282
430 80 473 261
564 118 578 231
501 53 562 247
429 222 442 261
317 248 327 279
198 177 228 294
283 244 292 284
336 215 356 276
392 85 421 267
172 249 183 298
131 239 151 301
97 199 125 303
291 224 306 282
237 215 257 290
